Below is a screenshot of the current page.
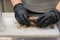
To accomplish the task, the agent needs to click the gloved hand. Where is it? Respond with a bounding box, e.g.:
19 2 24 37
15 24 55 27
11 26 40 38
36 9 60 28
14 3 31 26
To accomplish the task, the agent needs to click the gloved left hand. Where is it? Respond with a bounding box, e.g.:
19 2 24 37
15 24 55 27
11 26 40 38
36 9 60 28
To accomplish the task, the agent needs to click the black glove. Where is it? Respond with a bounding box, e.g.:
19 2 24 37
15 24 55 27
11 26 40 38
14 3 31 26
36 9 60 28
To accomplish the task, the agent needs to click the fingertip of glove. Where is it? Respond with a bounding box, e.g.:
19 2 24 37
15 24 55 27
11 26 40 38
26 24 31 27
36 23 48 28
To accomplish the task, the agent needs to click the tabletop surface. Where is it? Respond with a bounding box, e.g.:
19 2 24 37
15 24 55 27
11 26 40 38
0 12 59 37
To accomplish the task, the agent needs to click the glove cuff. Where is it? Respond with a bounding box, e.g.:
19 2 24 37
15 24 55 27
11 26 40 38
52 9 60 22
13 3 23 14
54 9 60 19
56 9 60 16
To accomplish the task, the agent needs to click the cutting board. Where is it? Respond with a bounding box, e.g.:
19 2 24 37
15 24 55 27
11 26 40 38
0 13 59 38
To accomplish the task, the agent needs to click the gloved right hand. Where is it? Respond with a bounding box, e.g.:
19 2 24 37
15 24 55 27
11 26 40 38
14 3 31 26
